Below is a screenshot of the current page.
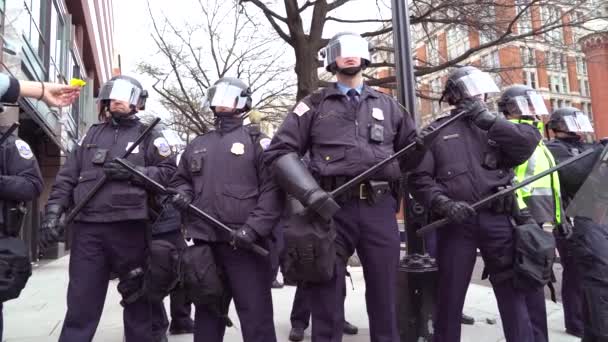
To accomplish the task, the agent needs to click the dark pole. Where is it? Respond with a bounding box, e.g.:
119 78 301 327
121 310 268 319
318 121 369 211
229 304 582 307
392 1 437 341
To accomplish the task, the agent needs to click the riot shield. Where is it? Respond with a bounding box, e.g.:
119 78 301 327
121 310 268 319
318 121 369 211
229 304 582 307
564 144 608 341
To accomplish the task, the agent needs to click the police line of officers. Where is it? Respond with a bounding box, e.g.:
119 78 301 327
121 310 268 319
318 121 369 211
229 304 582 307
0 32 606 342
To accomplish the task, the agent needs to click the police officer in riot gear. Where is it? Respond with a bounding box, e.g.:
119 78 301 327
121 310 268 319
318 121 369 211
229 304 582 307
0 73 77 340
39 75 176 342
264 32 422 342
545 107 600 339
408 66 541 342
168 77 281 342
498 84 557 342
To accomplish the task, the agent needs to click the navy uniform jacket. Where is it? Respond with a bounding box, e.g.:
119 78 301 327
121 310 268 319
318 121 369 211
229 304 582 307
545 138 602 204
408 110 541 209
47 118 176 222
0 131 43 226
0 74 43 226
263 84 421 180
170 121 282 242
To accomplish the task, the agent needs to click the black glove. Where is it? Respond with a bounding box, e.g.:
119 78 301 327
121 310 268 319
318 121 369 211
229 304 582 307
233 226 259 250
103 160 133 181
456 98 497 130
432 194 476 223
39 204 64 250
166 187 192 212
415 125 436 150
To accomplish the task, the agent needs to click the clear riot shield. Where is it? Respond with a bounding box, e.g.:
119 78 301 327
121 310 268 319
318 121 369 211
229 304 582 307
564 144 608 339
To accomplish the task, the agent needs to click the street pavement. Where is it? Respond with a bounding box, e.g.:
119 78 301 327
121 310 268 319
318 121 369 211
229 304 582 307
2 255 579 342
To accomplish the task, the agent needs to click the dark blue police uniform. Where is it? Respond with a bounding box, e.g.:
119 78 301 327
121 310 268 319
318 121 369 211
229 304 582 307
170 117 282 342
0 73 44 339
46 117 175 342
264 83 421 342
408 110 541 342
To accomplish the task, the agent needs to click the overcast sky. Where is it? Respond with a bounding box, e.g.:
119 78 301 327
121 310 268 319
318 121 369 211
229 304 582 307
112 0 392 117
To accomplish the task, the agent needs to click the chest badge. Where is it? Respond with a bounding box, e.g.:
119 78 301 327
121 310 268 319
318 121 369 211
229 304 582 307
231 142 245 155
372 108 385 121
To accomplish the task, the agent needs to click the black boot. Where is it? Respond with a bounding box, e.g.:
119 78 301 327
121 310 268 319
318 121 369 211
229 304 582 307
289 327 305 342
343 320 358 335
169 318 194 335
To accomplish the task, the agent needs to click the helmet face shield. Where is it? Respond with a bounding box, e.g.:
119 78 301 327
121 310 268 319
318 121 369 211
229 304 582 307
454 70 500 98
205 83 249 110
323 34 371 69
98 79 143 107
563 111 594 133
508 91 549 116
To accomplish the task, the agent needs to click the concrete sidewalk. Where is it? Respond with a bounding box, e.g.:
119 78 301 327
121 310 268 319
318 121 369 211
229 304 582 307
3 256 578 342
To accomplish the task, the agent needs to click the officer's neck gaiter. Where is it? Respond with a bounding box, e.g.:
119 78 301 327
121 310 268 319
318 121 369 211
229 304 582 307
338 66 363 76
214 115 244 133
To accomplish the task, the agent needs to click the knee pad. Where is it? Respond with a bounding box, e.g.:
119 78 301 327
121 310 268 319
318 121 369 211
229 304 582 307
583 286 608 337
117 267 145 306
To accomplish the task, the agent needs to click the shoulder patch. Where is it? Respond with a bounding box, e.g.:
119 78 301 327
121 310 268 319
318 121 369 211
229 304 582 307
259 137 271 150
293 102 310 117
15 139 34 160
154 137 172 157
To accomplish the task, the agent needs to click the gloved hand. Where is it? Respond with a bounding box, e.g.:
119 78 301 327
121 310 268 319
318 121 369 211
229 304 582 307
432 194 476 223
39 204 64 249
103 160 132 181
166 188 192 212
415 125 436 150
232 226 260 250
456 98 497 130
307 190 340 221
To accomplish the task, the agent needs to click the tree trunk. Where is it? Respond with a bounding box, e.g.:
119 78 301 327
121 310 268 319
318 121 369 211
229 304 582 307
294 42 321 101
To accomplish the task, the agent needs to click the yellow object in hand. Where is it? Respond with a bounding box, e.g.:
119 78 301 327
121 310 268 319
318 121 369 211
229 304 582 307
70 78 86 87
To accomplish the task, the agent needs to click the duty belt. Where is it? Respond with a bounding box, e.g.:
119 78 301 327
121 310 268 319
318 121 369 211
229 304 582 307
318 176 394 203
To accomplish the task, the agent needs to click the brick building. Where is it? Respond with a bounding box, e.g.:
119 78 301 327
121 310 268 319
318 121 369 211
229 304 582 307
0 0 116 258
371 2 607 134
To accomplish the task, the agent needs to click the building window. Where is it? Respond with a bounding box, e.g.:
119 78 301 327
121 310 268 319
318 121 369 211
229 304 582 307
446 26 469 60
426 36 440 65
430 78 442 114
20 0 46 60
523 70 537 89
516 0 533 34
542 6 564 43
49 1 65 83
481 51 500 69
576 57 588 75
520 47 536 66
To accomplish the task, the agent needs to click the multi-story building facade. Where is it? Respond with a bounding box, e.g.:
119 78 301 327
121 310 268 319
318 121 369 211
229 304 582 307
370 2 607 134
0 0 116 259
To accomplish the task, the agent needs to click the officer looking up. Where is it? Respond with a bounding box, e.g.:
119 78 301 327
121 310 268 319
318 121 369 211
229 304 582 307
263 32 423 342
39 75 176 342
408 66 541 342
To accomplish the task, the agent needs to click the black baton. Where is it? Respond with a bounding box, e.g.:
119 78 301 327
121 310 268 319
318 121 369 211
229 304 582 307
417 147 597 236
113 157 270 257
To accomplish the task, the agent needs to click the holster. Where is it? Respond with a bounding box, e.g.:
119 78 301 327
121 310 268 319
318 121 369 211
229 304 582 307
4 202 26 237
366 180 391 205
